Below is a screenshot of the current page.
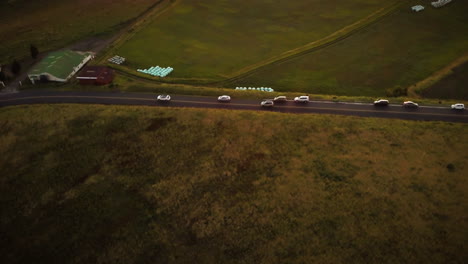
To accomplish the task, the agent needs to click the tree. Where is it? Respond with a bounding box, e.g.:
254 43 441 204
30 45 39 59
386 85 407 97
0 70 5 82
11 60 21 76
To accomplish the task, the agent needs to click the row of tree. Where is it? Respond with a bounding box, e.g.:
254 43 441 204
0 45 39 82
0 60 22 82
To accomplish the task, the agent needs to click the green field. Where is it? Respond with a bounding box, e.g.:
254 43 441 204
0 0 156 64
114 0 468 99
117 0 391 80
1 104 467 263
234 0 468 96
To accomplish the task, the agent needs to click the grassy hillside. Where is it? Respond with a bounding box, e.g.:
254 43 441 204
116 0 390 80
0 104 467 263
0 0 157 64
234 0 468 97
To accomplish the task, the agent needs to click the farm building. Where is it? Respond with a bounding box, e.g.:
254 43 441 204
77 66 114 85
28 50 93 83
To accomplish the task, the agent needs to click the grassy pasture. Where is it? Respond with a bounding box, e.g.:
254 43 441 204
116 0 391 80
233 0 468 97
1 104 467 263
0 0 157 64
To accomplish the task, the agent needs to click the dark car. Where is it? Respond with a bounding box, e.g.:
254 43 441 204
403 101 418 108
273 96 287 103
374 99 389 106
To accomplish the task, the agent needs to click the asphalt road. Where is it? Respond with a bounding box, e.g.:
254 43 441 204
1 91 467 123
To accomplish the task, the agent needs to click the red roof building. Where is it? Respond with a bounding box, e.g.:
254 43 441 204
77 66 114 85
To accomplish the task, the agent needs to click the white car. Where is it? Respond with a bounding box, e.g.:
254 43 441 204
157 94 171 101
451 103 465 110
261 99 274 107
218 95 231 102
294 95 309 103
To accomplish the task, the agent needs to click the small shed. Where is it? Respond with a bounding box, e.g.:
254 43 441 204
77 66 114 85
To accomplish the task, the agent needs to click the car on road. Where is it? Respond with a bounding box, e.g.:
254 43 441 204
218 95 231 102
294 95 309 103
403 101 418 108
374 99 389 106
273 96 287 103
451 103 465 110
261 99 274 107
157 94 171 101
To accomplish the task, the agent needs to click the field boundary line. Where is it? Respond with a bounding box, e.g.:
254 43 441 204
407 52 468 97
223 0 405 79
215 0 406 85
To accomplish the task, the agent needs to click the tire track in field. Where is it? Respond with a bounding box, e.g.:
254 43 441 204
213 0 404 86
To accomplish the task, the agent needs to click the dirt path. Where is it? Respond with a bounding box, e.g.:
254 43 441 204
407 53 468 98
421 59 468 100
94 0 178 64
70 0 172 55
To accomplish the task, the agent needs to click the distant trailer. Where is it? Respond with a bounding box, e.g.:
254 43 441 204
411 5 425 12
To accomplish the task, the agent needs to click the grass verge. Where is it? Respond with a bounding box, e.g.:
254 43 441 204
20 74 468 107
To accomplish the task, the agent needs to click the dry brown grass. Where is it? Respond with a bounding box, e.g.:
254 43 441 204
0 104 467 263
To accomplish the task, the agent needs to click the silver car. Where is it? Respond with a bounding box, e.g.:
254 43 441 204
157 94 171 101
218 95 231 102
294 95 309 103
261 99 274 107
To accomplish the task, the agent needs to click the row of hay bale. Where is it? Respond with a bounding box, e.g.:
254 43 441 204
411 5 424 12
137 66 174 77
108 55 125 65
235 87 274 92
431 0 452 8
